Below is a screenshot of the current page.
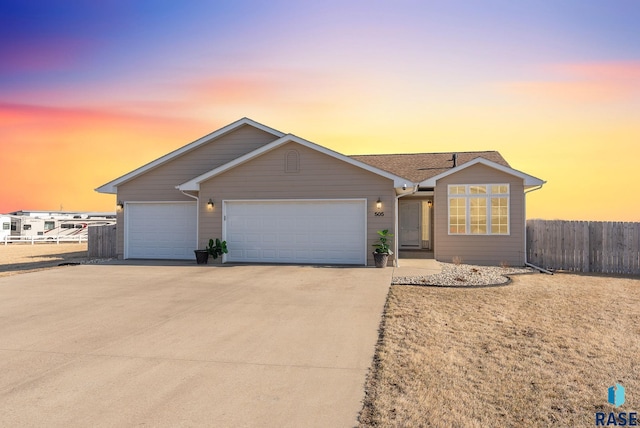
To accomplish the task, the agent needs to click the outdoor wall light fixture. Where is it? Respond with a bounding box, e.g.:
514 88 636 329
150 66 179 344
116 201 124 210
427 200 433 208
376 198 382 209
207 198 215 209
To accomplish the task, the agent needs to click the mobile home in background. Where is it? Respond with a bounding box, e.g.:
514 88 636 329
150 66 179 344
0 216 11 241
2 210 115 243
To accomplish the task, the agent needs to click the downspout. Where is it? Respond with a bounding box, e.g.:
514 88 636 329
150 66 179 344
394 184 419 267
523 184 551 274
178 187 200 250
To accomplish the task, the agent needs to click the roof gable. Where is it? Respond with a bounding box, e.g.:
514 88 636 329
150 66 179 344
178 134 411 191
96 118 285 194
419 157 545 188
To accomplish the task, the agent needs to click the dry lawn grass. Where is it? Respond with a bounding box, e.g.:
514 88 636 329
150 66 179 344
0 243 88 277
360 273 640 427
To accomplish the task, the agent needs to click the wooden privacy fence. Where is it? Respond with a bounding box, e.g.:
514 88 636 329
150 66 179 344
88 224 117 258
526 220 640 275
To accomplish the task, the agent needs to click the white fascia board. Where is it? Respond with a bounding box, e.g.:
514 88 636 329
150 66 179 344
95 117 285 194
418 157 545 188
179 134 411 191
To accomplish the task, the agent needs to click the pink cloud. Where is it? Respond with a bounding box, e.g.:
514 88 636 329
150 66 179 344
550 61 640 81
502 61 640 103
187 74 285 104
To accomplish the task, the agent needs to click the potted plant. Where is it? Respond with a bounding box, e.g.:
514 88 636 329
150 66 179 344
194 249 209 264
194 238 228 264
207 238 228 260
372 229 394 268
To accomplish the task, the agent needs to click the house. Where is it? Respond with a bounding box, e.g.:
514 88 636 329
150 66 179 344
96 118 545 266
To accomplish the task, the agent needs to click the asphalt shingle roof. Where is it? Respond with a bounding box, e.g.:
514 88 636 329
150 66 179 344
349 151 509 183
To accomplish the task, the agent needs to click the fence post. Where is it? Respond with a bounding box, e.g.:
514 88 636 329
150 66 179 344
581 221 589 272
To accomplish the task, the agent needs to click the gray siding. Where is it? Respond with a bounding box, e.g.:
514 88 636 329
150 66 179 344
199 142 396 266
115 125 279 258
434 163 526 266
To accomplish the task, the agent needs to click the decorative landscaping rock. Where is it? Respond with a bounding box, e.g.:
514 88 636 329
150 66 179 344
393 263 534 287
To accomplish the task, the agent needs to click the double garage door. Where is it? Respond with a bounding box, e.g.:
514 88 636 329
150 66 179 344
224 200 366 265
125 200 367 265
225 200 366 265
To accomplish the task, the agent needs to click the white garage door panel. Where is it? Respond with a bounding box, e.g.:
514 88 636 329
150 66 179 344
225 200 366 265
126 203 197 260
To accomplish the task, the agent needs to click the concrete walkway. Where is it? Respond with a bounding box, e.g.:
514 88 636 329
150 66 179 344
393 258 443 277
0 263 391 427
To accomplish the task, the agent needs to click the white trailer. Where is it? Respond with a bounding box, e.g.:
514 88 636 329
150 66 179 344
3 213 115 243
0 216 11 240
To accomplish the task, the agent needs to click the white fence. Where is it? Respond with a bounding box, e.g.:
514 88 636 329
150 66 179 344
2 235 87 245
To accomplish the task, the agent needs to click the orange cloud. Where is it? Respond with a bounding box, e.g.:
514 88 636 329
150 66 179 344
0 102 209 213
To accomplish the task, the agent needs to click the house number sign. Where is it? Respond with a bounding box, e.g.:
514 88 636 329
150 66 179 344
374 211 385 216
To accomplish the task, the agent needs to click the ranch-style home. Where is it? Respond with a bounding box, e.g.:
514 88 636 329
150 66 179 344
96 118 545 266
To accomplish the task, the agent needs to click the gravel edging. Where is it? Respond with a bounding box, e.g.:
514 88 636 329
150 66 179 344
393 262 535 287
81 258 116 264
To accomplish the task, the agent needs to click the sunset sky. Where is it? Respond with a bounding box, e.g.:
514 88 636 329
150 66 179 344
1 1 638 220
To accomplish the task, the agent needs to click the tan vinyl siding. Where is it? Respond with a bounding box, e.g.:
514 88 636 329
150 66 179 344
114 125 279 258
434 163 526 266
199 142 395 266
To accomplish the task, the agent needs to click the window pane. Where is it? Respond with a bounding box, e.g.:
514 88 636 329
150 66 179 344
449 185 466 195
469 197 487 234
491 184 508 194
470 185 487 194
491 197 509 234
449 198 466 234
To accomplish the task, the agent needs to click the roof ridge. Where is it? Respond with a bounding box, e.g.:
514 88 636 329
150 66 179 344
349 150 500 157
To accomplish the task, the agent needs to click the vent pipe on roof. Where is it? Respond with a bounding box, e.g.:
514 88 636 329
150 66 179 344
451 153 458 168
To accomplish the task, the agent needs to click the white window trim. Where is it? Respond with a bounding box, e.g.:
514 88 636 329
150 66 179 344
447 184 510 236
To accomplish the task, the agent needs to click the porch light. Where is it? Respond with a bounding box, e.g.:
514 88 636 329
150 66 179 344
427 200 432 208
207 198 215 209
116 201 124 211
376 198 382 209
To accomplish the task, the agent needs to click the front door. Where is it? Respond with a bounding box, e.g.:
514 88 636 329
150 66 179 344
399 200 421 248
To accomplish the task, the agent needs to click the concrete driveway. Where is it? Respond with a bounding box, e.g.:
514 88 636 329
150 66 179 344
0 263 391 427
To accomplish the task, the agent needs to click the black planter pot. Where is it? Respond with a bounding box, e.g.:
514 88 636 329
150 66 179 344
373 252 389 268
194 250 209 264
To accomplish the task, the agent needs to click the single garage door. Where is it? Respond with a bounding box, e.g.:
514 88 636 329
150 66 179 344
224 200 366 265
125 202 197 259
